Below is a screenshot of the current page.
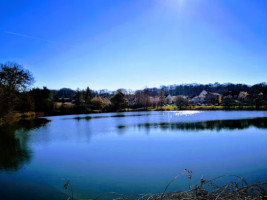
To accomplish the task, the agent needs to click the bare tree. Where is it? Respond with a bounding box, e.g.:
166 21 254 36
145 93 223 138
158 90 166 107
175 96 189 109
0 62 34 117
0 62 34 92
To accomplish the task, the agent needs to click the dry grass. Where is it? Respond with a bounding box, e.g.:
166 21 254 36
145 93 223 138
63 169 267 200
122 106 267 112
4 112 36 123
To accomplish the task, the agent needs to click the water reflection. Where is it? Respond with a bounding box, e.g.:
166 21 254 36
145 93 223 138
120 117 267 131
0 118 50 172
70 113 151 120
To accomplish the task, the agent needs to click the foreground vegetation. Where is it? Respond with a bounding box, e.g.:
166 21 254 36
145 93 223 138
63 169 267 200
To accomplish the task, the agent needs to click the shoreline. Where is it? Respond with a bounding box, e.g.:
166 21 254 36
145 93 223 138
1 105 266 125
42 105 267 118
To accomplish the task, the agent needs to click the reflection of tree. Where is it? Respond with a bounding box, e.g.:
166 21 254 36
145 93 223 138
132 118 267 131
0 118 50 172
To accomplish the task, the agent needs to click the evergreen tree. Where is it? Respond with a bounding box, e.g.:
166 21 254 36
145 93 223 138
110 90 127 111
85 87 92 104
158 90 166 107
74 89 83 106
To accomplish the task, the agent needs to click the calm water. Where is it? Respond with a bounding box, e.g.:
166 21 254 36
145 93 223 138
0 111 267 199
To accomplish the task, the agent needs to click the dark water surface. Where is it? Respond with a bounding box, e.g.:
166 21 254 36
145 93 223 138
0 111 267 199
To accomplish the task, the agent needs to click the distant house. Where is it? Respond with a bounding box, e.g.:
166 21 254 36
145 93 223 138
222 91 249 105
205 92 222 104
55 101 75 108
192 95 205 105
192 90 208 105
56 98 75 107
152 96 160 105
257 92 265 105
58 97 72 102
104 97 112 105
199 90 208 96
238 91 249 100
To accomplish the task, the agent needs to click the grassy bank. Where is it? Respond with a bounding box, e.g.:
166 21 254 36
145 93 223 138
0 112 45 125
122 105 267 112
1 105 266 125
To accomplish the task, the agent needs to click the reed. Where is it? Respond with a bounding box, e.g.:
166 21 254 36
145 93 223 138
63 169 267 200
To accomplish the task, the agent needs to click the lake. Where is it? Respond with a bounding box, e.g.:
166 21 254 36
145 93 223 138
0 111 267 199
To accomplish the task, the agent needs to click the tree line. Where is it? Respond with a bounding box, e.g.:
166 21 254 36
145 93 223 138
0 62 266 121
52 82 266 99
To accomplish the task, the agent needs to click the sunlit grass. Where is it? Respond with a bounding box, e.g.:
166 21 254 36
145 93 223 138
122 105 267 112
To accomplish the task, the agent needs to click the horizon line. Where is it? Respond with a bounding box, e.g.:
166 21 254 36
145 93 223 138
33 81 267 92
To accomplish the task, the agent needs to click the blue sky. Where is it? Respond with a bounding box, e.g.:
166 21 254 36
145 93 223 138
0 0 266 90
